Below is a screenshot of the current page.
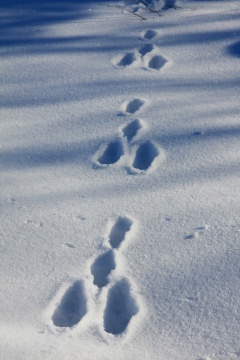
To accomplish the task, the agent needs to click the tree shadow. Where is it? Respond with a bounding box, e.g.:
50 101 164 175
0 0 123 57
0 137 101 170
153 125 240 149
1 76 239 109
159 28 240 47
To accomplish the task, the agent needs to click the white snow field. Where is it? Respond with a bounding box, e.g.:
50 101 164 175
0 0 240 359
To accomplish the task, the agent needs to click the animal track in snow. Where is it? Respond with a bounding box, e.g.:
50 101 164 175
104 278 138 335
116 52 137 67
91 250 115 288
112 29 170 73
148 54 168 70
143 29 158 40
125 98 145 114
89 216 139 337
119 98 145 116
108 216 133 249
98 139 124 165
139 43 154 56
114 48 168 72
48 216 140 338
95 102 164 173
132 141 160 171
52 280 87 328
90 216 133 290
122 119 143 142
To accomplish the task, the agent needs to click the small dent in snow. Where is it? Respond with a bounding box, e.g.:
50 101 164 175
24 219 33 225
36 221 43 228
23 219 43 228
64 243 75 249
196 225 208 231
184 232 199 240
185 225 208 240
186 296 198 302
8 196 16 204
74 215 86 221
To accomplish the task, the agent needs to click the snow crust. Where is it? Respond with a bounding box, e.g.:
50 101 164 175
1 0 240 359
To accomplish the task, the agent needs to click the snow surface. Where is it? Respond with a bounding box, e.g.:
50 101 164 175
1 0 240 359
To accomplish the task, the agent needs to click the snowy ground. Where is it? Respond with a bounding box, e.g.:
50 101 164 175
1 0 240 359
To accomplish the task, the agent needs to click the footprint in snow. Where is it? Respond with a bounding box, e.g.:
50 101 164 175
104 278 138 335
97 138 124 165
115 52 137 67
108 216 133 249
91 250 115 288
147 54 168 71
142 29 158 40
120 98 145 115
132 141 160 172
122 119 143 142
52 280 87 328
91 216 133 289
138 43 154 56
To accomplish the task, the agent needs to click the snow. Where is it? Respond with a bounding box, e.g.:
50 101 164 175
0 0 240 359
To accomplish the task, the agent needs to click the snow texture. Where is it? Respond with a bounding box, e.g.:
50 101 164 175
1 0 240 359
